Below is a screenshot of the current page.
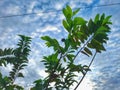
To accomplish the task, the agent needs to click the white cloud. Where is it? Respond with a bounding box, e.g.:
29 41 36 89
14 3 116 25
27 1 37 13
54 3 64 10
78 78 95 90
72 76 95 90
31 32 38 38
3 5 21 15
22 16 40 23
36 69 48 78
37 12 44 17
81 0 93 4
36 25 61 33
99 0 119 4
69 0 93 8
28 59 37 67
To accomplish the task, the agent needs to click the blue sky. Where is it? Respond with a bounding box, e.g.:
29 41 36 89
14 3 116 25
0 0 120 90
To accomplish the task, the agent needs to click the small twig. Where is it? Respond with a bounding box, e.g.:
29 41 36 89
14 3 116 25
74 51 97 90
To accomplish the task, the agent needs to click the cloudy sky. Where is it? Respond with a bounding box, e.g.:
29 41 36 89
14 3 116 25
0 0 120 90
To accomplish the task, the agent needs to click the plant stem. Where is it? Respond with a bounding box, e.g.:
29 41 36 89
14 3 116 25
73 36 93 62
74 51 97 90
45 53 63 89
64 36 93 72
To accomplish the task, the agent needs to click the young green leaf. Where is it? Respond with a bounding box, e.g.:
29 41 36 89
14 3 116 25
63 8 67 18
66 5 72 17
103 15 112 25
62 20 70 32
97 26 110 32
94 14 100 23
41 36 60 51
73 8 80 16
100 13 105 21
74 17 87 25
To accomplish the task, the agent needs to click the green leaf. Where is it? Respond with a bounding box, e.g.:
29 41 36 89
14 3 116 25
81 51 89 57
51 52 58 61
18 73 24 78
66 5 72 17
100 13 105 21
97 26 110 32
84 47 92 56
77 32 87 43
74 17 87 25
62 5 72 19
64 39 70 51
66 54 75 61
62 20 70 32
94 36 107 44
34 79 42 84
41 36 60 51
80 25 89 36
91 39 101 45
63 57 66 62
63 8 67 18
94 14 100 23
73 8 80 16
94 32 108 43
103 15 112 25
14 85 24 90
88 19 95 33
91 39 106 52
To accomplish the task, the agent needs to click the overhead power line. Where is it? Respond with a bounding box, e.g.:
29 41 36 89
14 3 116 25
0 2 120 19
82 2 120 8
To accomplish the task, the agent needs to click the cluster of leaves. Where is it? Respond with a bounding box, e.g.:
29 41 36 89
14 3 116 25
0 35 31 90
0 5 112 90
0 48 14 66
31 5 112 90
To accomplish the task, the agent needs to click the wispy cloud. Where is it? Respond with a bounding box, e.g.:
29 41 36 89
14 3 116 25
36 25 61 33
0 0 120 90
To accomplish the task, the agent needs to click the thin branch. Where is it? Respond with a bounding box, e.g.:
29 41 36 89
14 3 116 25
74 51 97 90
64 36 93 72
73 36 93 62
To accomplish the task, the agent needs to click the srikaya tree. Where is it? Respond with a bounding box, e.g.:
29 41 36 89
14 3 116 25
0 5 112 90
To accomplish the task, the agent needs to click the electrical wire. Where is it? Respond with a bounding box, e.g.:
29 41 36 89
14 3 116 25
0 2 120 19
